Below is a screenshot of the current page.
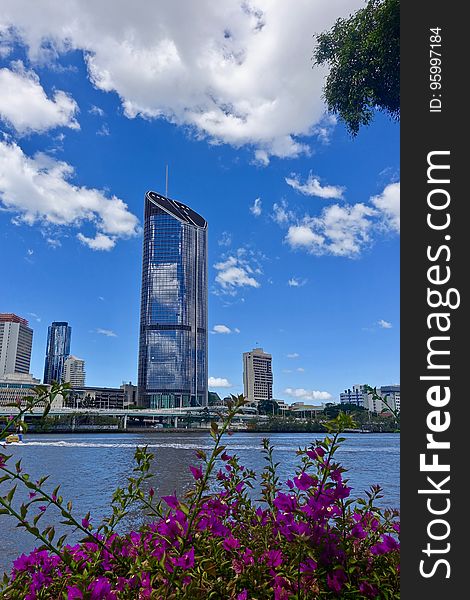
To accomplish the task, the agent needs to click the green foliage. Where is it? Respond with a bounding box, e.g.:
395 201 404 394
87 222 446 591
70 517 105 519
257 399 280 416
313 0 399 135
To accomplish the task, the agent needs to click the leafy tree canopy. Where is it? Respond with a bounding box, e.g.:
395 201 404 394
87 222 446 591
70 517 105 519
313 0 399 135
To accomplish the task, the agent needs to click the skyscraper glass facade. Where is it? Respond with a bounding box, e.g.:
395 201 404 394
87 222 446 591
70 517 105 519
43 322 71 384
138 192 208 408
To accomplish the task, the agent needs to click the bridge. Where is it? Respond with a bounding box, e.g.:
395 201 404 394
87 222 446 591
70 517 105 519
0 405 264 430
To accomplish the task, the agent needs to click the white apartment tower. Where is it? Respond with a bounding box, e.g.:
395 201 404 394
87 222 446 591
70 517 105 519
243 347 273 405
0 314 33 376
63 355 86 387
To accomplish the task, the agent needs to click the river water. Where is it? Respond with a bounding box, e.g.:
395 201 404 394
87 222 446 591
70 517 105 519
0 431 399 576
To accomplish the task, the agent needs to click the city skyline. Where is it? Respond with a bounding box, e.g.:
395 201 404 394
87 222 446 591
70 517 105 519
0 309 398 404
0 1 399 402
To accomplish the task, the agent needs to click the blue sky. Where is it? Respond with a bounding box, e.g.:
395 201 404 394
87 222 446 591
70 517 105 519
0 0 399 404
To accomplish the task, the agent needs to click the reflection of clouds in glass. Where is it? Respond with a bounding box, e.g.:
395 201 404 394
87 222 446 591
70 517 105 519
149 262 180 322
147 330 181 386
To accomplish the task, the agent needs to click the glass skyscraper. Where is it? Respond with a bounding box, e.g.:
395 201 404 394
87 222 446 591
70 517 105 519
43 322 71 384
138 191 208 409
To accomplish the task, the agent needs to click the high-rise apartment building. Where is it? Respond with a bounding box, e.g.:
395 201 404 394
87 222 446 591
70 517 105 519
138 191 208 408
43 321 71 384
340 384 367 407
63 355 86 387
243 347 273 405
0 313 33 376
364 385 400 413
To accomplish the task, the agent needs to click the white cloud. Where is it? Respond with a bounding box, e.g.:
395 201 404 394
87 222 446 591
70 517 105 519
218 231 232 247
46 237 61 248
96 328 117 337
250 197 262 216
0 61 79 134
0 0 364 161
27 312 41 322
272 200 294 225
208 376 232 388
89 105 105 117
285 388 332 401
77 232 115 251
285 172 345 200
0 140 140 249
212 324 232 334
378 319 392 329
287 353 299 359
288 277 307 287
286 203 377 258
214 250 261 293
296 367 305 372
96 124 110 136
371 182 400 233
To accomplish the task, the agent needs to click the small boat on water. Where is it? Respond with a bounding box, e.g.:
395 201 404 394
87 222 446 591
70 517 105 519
5 433 24 444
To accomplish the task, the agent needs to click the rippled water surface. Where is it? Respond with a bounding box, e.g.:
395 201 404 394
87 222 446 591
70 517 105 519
0 431 399 575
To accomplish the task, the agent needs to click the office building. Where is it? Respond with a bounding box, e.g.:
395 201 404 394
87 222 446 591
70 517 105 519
243 347 273 405
364 384 400 413
0 313 33 376
43 321 71 384
380 385 400 413
339 384 367 407
121 382 138 407
0 373 63 408
63 355 86 387
137 191 208 408
66 386 125 410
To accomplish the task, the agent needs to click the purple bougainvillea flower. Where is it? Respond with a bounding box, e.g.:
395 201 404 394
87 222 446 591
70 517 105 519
88 576 113 599
293 472 316 491
67 586 84 599
38 505 47 512
359 581 380 598
172 547 195 570
371 534 400 555
236 590 248 600
334 484 351 500
235 482 244 493
330 468 342 482
327 568 347 593
299 558 317 573
273 493 297 513
264 549 283 568
189 465 203 480
162 494 179 509
351 523 367 539
307 446 326 460
221 452 232 461
232 559 244 574
81 517 90 529
223 536 241 551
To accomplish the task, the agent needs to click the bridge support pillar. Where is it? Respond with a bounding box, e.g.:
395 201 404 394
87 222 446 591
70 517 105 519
123 414 127 430
174 416 178 429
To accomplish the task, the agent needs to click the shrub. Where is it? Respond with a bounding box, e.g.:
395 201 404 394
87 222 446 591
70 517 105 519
0 394 399 599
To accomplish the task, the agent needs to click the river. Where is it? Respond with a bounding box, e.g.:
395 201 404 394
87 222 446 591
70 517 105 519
0 431 399 576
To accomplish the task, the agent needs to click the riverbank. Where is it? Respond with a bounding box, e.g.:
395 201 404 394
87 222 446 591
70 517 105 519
15 426 399 435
